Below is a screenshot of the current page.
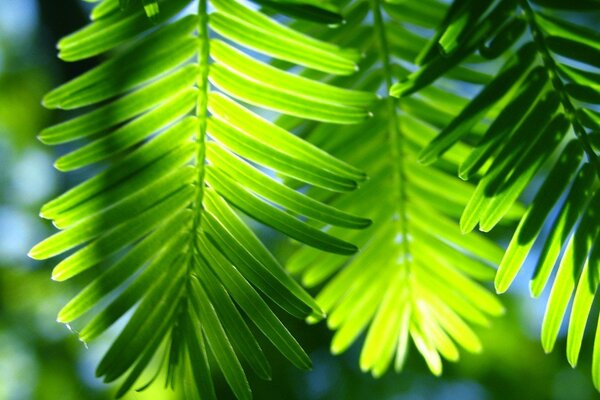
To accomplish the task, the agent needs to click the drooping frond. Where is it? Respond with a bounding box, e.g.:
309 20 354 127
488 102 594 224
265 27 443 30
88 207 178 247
285 0 509 377
29 0 376 397
392 0 600 389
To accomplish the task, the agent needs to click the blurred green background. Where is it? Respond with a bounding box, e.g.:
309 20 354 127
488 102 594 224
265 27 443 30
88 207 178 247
0 1 598 399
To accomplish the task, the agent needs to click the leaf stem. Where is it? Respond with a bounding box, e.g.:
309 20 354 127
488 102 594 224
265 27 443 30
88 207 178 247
371 0 411 266
520 0 600 178
193 0 210 231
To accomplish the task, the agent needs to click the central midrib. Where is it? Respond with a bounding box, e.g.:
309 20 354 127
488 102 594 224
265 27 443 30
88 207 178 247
370 0 411 270
193 0 210 234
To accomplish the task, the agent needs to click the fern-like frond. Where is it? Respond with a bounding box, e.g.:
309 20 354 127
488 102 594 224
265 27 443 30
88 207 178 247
29 0 376 397
285 0 508 377
393 0 600 389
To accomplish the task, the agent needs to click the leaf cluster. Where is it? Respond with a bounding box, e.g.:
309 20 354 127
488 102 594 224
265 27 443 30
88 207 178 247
391 0 600 388
31 0 600 397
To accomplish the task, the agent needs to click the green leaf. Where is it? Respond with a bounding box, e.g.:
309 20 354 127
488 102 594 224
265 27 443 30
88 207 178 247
360 282 410 373
45 16 197 109
437 0 492 55
210 39 374 108
115 329 167 398
59 0 189 61
559 64 600 88
91 0 120 20
459 92 561 233
96 261 185 380
391 1 520 97
42 118 196 223
546 36 600 69
210 2 357 75
536 12 600 50
198 234 312 370
39 65 197 145
579 108 600 131
411 323 442 376
209 63 369 124
194 257 272 380
531 164 597 297
459 67 548 180
566 259 597 367
57 210 190 323
202 189 322 319
418 44 538 164
79 229 189 341
55 88 196 171
566 84 600 104
207 115 358 192
189 277 252 400
185 318 217 400
541 191 599 353
30 167 194 259
206 167 358 255
495 141 583 293
50 186 193 281
478 112 568 232
207 142 370 228
208 92 366 182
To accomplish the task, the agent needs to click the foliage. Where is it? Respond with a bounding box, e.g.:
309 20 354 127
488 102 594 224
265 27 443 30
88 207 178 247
391 0 600 390
29 0 375 397
287 0 508 378
29 0 600 398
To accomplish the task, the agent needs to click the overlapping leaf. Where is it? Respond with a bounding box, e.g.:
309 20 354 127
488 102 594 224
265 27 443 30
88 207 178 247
30 0 375 397
392 0 600 389
285 0 509 377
